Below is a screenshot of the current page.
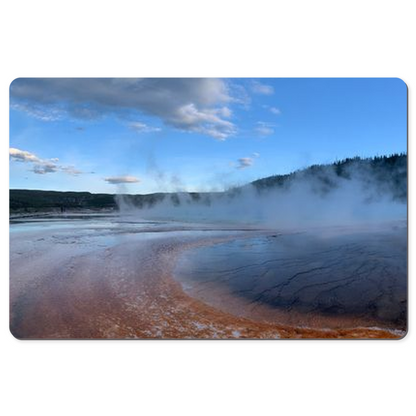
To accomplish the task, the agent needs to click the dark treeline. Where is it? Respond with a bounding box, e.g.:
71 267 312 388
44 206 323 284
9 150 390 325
9 190 116 213
9 153 407 213
251 153 407 201
9 189 214 213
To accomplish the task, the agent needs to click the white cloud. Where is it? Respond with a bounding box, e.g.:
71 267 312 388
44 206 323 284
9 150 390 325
9 147 83 176
11 78 238 140
172 103 236 140
61 166 83 176
218 106 233 118
251 81 274 95
269 106 281 115
255 122 274 136
235 152 260 169
104 175 140 184
129 122 161 133
32 161 59 175
10 103 63 122
9 148 41 163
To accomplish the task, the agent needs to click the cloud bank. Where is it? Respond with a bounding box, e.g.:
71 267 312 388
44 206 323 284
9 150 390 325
10 78 237 140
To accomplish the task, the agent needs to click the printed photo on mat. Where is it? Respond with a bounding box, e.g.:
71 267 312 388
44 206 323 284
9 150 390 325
9 78 407 339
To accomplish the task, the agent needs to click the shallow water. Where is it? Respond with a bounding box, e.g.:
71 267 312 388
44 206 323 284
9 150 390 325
9 216 246 262
9 214 408 337
10 215 170 234
174 222 407 329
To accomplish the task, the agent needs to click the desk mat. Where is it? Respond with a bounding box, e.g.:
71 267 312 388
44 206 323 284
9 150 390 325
9 78 408 339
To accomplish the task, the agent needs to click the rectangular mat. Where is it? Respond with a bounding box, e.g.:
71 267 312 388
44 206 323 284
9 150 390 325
9 78 408 339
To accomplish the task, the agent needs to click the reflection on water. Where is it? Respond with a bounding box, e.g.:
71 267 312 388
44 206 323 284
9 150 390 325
9 214 247 254
174 224 407 329
9 215 170 234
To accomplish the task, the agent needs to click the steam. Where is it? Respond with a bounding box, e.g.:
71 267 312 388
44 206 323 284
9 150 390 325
114 155 407 229
146 153 185 192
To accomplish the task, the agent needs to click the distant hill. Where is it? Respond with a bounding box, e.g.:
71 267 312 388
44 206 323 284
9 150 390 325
9 189 212 214
251 153 407 202
9 190 116 213
9 154 407 214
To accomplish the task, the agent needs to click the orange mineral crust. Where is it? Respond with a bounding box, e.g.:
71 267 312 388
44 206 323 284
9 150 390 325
9 221 405 340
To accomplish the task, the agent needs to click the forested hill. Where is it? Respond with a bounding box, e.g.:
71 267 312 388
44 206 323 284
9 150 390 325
9 190 116 213
10 154 407 213
251 153 407 201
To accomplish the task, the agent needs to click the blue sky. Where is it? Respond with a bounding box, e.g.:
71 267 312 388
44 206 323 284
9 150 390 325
9 78 407 194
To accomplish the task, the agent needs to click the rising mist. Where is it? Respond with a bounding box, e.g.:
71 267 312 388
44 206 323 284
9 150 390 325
115 154 407 228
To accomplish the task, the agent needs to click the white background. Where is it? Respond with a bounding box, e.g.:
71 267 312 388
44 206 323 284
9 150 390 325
1 1 414 415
